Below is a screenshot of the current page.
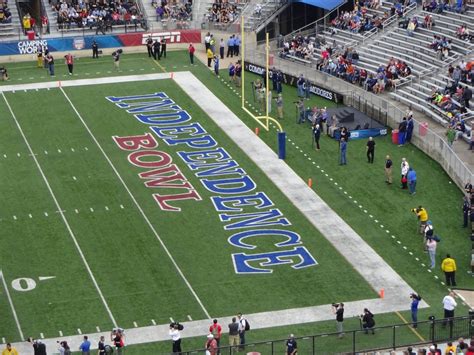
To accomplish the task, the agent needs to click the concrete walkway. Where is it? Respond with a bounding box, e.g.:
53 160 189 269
3 72 428 354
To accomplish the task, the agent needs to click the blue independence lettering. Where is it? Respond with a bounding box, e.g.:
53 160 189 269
108 91 317 274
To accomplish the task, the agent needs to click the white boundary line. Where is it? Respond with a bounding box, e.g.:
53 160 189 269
58 87 211 320
1 92 118 328
0 270 24 340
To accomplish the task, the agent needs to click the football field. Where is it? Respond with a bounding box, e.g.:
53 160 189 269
0 73 385 342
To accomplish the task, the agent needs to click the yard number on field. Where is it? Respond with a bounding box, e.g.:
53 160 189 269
10 276 56 292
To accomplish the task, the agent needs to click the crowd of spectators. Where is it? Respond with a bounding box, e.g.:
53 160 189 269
456 24 474 43
425 61 473 125
52 0 144 31
422 0 467 14
152 0 192 23
404 337 474 354
0 1 12 23
205 0 238 24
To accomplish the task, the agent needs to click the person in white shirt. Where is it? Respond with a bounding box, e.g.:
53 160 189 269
426 238 437 269
442 292 457 327
169 324 182 354
237 313 247 351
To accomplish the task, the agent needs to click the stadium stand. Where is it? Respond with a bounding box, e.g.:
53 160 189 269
0 0 20 39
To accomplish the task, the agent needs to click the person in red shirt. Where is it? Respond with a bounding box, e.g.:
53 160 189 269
188 43 195 65
64 53 74 75
209 319 222 352
205 334 218 355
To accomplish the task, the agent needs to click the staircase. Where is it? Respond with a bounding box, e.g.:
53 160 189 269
41 0 60 37
241 0 287 32
140 0 192 32
0 1 21 40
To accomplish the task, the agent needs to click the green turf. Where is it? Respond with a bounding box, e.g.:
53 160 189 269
0 50 471 351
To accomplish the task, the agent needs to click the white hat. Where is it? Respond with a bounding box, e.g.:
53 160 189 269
207 334 214 339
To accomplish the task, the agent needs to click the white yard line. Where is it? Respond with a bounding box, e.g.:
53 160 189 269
1 92 118 328
58 86 211 320
0 270 24 340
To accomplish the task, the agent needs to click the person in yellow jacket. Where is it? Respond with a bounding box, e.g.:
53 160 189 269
412 206 428 234
206 48 213 68
2 343 19 355
441 254 457 286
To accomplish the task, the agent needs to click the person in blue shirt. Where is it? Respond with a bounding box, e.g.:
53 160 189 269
410 293 421 328
226 35 234 58
297 74 305 98
213 55 219 76
407 167 417 195
79 335 91 355
234 35 241 56
340 137 347 165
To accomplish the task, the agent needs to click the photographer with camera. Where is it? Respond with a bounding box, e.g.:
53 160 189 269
360 308 375 334
332 303 344 338
28 338 47 355
111 328 125 355
295 99 305 124
411 205 428 235
169 322 184 354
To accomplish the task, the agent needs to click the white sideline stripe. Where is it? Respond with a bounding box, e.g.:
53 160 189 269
1 92 118 328
59 87 211 320
0 270 24 340
0 73 172 93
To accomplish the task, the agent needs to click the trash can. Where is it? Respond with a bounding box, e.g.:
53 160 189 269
27 30 35 40
391 129 399 144
419 122 428 136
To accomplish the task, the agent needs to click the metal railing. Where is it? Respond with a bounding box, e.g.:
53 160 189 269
177 316 474 354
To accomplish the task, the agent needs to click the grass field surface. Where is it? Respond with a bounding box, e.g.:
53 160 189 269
0 50 471 352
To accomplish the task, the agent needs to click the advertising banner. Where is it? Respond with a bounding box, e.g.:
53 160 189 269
244 61 343 103
0 30 201 56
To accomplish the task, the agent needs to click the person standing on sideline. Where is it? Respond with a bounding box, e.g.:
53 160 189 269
407 167 417 195
234 35 240 56
410 293 421 328
169 323 182 354
111 329 124 355
188 43 195 64
296 99 305 124
441 254 457 286
462 196 470 228
64 53 74 75
213 55 219 76
414 205 428 234
366 136 375 163
207 47 213 67
205 334 217 355
285 334 298 355
209 319 222 353
385 155 393 184
204 32 211 51
46 53 54 76
36 45 43 68
234 60 242 87
398 117 407 146
92 40 99 59
31 339 47 355
442 291 457 327
113 50 120 71
313 123 321 150
228 317 240 351
237 313 247 351
401 158 409 189
2 343 18 355
79 335 91 355
340 137 347 165
146 35 153 57
219 38 225 59
152 40 161 60
406 115 414 143
276 93 284 119
297 74 305 98
332 303 344 338
226 35 234 58
426 237 437 269
228 62 235 83
98 336 106 355
160 38 167 58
